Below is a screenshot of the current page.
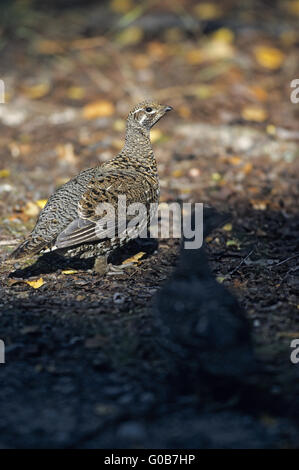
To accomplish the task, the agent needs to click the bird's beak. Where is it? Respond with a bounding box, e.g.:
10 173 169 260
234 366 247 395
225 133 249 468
164 106 173 112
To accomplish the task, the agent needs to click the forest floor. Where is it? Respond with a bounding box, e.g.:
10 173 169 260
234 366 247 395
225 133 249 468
0 1 298 448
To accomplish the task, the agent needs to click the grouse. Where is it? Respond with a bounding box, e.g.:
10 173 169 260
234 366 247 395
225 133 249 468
9 101 172 264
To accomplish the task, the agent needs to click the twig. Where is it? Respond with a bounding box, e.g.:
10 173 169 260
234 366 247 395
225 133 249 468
0 240 19 246
229 249 254 275
271 253 299 268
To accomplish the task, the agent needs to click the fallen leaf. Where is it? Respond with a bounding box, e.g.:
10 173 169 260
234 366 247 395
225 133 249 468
177 105 191 119
23 83 50 99
122 252 146 265
194 3 222 20
186 49 203 65
172 169 184 178
0 169 10 178
34 39 64 55
24 201 40 217
251 200 268 210
111 0 133 13
285 0 299 16
226 239 240 248
116 26 143 46
67 86 85 100
62 269 78 274
243 162 253 174
212 172 222 182
26 278 45 289
36 199 48 209
266 124 276 135
278 332 299 338
254 46 285 70
229 156 242 165
242 105 268 122
150 129 163 143
83 100 115 119
212 28 234 44
222 223 232 231
249 85 268 102
56 143 77 164
113 119 126 131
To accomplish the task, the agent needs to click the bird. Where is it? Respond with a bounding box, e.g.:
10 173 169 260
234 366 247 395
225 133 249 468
8 101 173 269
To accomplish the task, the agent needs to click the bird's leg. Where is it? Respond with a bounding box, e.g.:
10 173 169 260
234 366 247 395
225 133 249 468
93 254 109 275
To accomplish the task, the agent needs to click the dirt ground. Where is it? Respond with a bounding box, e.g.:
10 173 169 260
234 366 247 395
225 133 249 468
0 0 298 448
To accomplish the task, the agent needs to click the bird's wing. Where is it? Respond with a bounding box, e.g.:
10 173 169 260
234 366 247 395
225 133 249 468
56 169 155 249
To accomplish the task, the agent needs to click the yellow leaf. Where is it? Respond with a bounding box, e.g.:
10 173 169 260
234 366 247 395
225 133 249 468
194 85 214 99
122 252 146 265
243 162 253 174
212 172 222 181
229 156 242 165
23 83 50 99
216 276 226 283
186 49 203 65
116 26 143 46
62 269 78 274
110 0 133 13
83 100 115 119
56 143 77 164
222 223 232 231
177 105 191 119
212 28 234 44
285 0 299 16
226 239 240 248
280 30 297 46
151 129 163 143
172 169 184 178
34 39 64 55
26 278 45 289
67 86 85 100
36 199 47 209
254 46 284 70
24 201 40 217
131 54 150 69
249 85 268 102
0 169 10 178
194 3 222 20
113 119 126 132
251 200 267 210
242 105 268 122
266 124 276 135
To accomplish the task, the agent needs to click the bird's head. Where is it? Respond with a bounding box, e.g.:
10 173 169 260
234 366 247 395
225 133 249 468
128 101 173 132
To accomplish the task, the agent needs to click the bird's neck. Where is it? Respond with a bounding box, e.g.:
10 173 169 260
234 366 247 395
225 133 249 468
123 121 153 159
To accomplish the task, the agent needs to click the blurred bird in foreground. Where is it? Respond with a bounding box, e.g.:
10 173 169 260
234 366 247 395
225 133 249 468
155 207 259 391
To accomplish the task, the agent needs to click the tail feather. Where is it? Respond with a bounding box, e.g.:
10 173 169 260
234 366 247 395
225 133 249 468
8 235 47 260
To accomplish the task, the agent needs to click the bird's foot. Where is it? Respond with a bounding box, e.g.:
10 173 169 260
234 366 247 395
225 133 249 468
93 256 135 275
106 262 135 275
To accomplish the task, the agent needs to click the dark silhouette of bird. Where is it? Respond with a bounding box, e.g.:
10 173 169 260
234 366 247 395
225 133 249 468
9 101 172 266
155 207 258 388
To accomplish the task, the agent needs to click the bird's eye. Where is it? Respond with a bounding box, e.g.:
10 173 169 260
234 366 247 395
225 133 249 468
145 107 153 113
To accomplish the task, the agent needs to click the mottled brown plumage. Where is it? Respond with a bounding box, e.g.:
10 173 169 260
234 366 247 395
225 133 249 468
9 101 172 261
